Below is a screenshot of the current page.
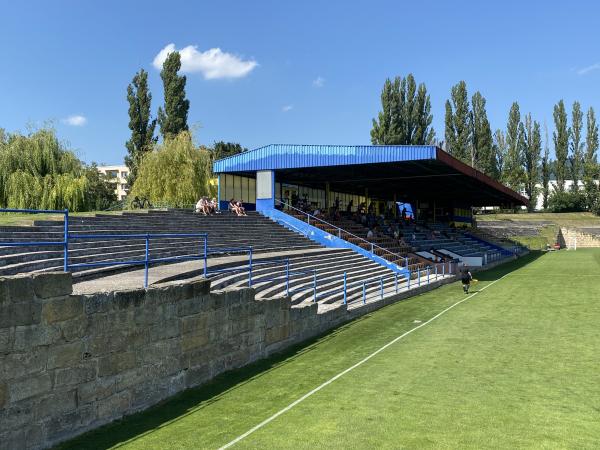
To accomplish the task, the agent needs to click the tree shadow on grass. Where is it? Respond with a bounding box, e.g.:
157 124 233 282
54 314 373 450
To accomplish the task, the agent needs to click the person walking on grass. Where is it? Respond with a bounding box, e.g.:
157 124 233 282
460 263 472 294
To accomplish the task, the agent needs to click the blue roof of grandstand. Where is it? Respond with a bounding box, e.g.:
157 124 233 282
213 144 437 173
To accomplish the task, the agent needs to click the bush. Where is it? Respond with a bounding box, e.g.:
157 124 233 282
547 191 587 213
590 193 600 216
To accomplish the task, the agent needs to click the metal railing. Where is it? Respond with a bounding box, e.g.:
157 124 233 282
275 200 409 268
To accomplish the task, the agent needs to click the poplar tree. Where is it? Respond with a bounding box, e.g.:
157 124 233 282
523 114 541 211
125 69 157 184
583 107 599 206
158 51 190 139
493 129 508 183
444 81 471 162
569 101 584 192
504 103 525 190
371 74 435 145
553 100 569 193
470 92 495 176
541 122 551 209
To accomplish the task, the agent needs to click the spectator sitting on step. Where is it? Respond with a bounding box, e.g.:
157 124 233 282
366 228 375 239
229 198 240 215
346 199 353 214
235 200 247 216
195 198 204 214
210 198 220 214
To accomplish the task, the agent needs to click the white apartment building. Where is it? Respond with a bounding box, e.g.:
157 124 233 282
97 165 130 201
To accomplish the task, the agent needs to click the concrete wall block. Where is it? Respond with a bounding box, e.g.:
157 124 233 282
97 390 130 421
86 330 129 357
43 403 96 447
32 273 72 299
58 315 88 342
77 376 117 405
54 362 98 388
181 329 210 352
83 292 113 315
1 349 47 380
34 389 77 422
184 364 210 388
0 397 35 431
130 382 169 411
182 314 208 334
9 373 52 403
0 327 12 354
191 279 211 297
148 319 180 342
0 382 6 409
42 295 83 324
0 424 44 450
98 351 136 377
0 301 41 328
113 289 146 310
0 275 34 304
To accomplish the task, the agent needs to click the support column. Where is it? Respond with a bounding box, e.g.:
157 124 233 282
255 170 275 211
217 174 221 210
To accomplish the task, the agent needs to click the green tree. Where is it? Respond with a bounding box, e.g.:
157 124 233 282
493 129 508 183
158 51 190 139
83 164 118 210
444 81 471 162
504 103 525 191
541 122 551 209
523 114 541 211
124 69 157 185
213 141 247 160
371 74 435 145
569 101 584 192
583 107 599 207
131 131 215 207
470 91 495 176
553 100 569 193
0 128 114 211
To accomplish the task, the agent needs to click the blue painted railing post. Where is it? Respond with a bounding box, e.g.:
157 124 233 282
203 236 208 278
435 264 438 280
313 270 317 303
408 271 411 289
285 258 290 297
248 247 253 287
63 209 69 272
144 234 149 288
362 282 366 304
380 276 384 299
343 272 347 305
394 273 398 293
427 267 430 284
442 263 445 276
418 269 421 287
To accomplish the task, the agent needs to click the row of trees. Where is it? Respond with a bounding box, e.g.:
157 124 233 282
124 52 245 206
371 75 600 213
0 128 116 211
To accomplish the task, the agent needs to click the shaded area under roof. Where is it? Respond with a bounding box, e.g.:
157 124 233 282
214 144 528 207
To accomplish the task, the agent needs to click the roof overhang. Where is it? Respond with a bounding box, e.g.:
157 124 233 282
214 144 528 207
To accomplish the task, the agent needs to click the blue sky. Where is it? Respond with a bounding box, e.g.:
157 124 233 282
1 0 600 164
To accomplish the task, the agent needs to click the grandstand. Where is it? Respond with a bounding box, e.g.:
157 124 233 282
0 145 527 307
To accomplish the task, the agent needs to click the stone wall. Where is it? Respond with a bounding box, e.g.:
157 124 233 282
558 227 600 248
0 272 453 450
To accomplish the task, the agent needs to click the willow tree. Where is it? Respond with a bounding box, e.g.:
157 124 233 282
0 128 114 211
131 131 215 207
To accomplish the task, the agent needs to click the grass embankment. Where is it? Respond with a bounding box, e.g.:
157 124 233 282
58 250 600 449
477 212 600 249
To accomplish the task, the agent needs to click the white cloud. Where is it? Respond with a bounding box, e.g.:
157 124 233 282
282 105 293 112
62 115 87 126
312 76 325 88
152 43 258 79
577 63 600 75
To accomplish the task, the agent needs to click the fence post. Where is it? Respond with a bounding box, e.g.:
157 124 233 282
285 258 290 297
427 267 430 284
362 282 366 304
408 271 411 289
248 247 253 287
144 234 149 288
418 269 421 287
394 273 398 293
343 272 347 305
442 263 445 276
435 264 438 280
63 209 69 272
313 270 317 303
380 276 384 299
203 236 208 278
338 228 341 238
370 243 374 254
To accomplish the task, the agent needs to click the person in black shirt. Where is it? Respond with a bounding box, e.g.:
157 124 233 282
460 263 472 294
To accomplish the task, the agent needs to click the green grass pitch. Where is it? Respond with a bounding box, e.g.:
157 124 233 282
59 250 600 449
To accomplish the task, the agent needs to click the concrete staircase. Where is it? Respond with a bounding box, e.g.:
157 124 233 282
0 210 321 279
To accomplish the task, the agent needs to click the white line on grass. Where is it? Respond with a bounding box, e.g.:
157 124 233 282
218 274 508 449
